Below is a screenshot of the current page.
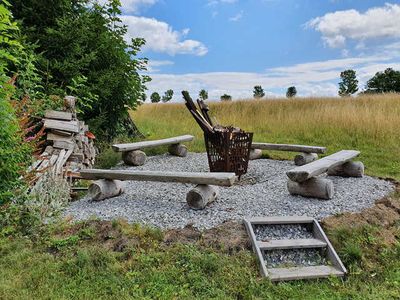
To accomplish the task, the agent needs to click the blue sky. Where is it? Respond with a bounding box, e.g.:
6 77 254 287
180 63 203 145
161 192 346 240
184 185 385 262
111 0 400 100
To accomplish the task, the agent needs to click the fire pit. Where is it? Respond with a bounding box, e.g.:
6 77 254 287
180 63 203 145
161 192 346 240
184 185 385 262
182 91 253 177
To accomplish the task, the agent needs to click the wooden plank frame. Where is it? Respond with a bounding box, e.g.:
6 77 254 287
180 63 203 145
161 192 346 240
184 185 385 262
243 216 347 282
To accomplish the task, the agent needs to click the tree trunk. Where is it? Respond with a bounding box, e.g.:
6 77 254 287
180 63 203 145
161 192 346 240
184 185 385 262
168 143 188 157
186 184 219 210
327 161 364 177
122 150 147 166
88 179 124 201
249 149 262 160
287 177 334 200
294 153 318 166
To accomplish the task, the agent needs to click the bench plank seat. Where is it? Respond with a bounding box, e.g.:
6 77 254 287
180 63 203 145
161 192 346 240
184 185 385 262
112 135 194 152
286 150 360 182
251 143 326 154
80 169 237 186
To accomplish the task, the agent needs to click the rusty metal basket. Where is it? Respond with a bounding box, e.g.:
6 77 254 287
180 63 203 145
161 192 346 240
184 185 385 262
204 130 253 177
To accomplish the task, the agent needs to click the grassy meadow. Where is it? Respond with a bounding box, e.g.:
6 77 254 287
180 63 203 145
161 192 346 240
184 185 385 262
132 94 400 180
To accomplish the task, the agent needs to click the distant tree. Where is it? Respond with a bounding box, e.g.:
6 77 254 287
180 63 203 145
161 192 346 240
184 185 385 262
253 85 265 98
199 89 208 101
220 94 232 101
338 69 359 96
162 89 174 102
365 68 400 94
286 86 297 98
150 92 161 103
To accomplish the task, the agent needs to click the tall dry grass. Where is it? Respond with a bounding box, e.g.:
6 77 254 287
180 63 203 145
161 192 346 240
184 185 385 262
131 94 400 179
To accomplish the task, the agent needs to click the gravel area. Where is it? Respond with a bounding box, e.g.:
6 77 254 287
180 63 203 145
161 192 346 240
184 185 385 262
254 224 314 241
65 153 395 229
263 248 327 268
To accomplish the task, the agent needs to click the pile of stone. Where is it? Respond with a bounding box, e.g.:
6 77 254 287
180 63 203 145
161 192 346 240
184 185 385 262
30 96 96 181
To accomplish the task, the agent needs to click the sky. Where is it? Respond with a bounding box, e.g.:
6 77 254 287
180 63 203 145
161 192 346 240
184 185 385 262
109 0 400 101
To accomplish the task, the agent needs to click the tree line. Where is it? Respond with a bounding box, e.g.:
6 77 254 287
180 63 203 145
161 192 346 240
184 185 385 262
149 67 400 102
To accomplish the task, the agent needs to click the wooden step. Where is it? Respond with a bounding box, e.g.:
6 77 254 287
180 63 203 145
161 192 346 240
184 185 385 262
258 238 327 250
268 265 344 281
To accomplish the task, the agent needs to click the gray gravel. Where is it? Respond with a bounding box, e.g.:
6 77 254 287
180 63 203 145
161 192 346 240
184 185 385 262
64 153 395 229
263 248 327 268
254 224 314 241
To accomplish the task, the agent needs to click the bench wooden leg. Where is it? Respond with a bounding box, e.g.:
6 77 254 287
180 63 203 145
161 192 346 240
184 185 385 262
186 184 219 210
168 143 188 157
327 161 364 177
88 179 124 201
249 149 262 160
287 177 334 200
122 150 147 166
294 153 318 166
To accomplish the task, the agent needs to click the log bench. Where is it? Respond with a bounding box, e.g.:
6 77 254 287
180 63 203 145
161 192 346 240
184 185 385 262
286 150 364 200
250 143 327 166
112 135 194 166
79 169 237 210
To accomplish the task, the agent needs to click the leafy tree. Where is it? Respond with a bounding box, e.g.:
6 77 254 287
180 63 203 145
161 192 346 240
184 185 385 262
220 94 232 101
286 86 297 98
365 68 400 94
338 69 358 97
10 0 150 140
199 89 208 101
150 92 161 103
162 89 174 103
253 85 265 98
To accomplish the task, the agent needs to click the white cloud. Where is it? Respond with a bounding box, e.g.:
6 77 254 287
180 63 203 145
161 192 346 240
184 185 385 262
146 60 174 73
306 3 400 48
97 0 157 13
121 16 208 56
145 55 400 101
229 10 243 22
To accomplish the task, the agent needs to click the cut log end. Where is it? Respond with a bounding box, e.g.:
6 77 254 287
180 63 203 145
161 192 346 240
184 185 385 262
327 161 364 178
186 184 219 210
88 179 124 201
122 150 147 166
294 153 318 166
287 177 334 200
249 149 263 160
168 143 188 157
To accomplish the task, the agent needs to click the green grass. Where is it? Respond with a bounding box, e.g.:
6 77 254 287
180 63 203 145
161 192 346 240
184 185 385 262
1 218 399 299
131 95 400 180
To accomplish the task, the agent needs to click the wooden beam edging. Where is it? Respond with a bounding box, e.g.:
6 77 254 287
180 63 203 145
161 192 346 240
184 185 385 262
79 169 237 187
112 135 194 152
251 143 326 154
243 219 269 278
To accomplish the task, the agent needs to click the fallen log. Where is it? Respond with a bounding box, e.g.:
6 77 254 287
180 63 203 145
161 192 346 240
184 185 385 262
294 153 318 166
287 177 334 200
122 150 147 166
88 179 124 201
186 184 219 209
327 161 364 177
249 149 263 160
168 144 188 157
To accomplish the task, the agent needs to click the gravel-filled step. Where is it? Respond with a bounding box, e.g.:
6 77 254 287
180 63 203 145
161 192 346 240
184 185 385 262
263 248 328 268
253 224 314 241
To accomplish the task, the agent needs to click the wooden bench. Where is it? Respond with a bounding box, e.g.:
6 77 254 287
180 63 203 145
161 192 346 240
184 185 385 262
250 143 327 166
286 150 364 199
80 169 237 209
112 135 194 166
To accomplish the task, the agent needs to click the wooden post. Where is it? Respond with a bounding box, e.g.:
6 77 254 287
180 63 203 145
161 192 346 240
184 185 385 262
186 184 219 210
88 179 124 201
294 153 318 166
122 150 147 166
249 149 262 160
168 143 188 157
327 161 364 177
287 177 334 200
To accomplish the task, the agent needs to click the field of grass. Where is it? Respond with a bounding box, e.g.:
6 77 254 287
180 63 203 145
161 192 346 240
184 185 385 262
131 94 400 180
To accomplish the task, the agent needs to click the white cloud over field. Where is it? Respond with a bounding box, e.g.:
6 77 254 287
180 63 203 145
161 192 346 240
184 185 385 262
306 3 400 48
